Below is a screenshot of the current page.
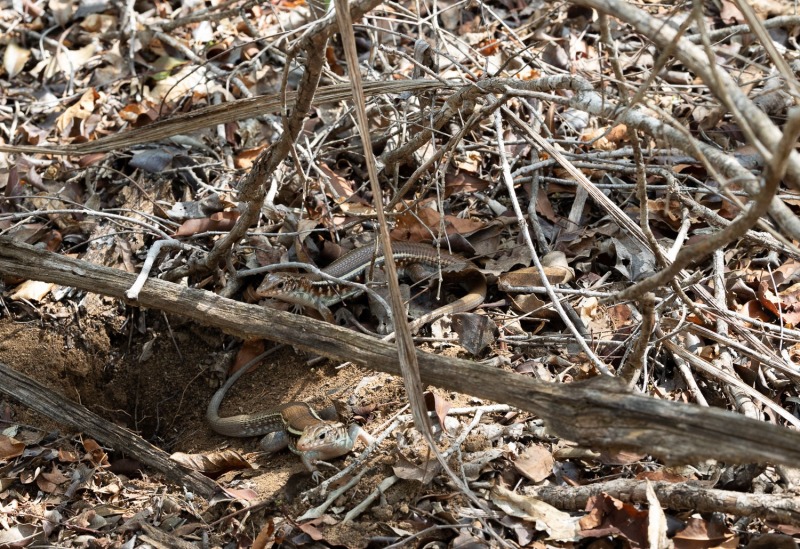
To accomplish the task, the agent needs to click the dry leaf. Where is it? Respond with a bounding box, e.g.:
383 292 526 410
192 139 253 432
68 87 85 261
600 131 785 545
3 41 31 78
8 280 55 302
645 482 670 549
82 438 109 466
0 435 25 460
0 524 37 548
79 13 118 33
444 171 492 197
55 88 100 137
672 516 738 548
392 453 440 484
391 206 485 242
580 493 649 547
514 444 554 482
171 450 253 475
40 42 98 80
491 485 581 541
252 519 275 549
48 0 74 25
232 340 266 373
174 211 239 236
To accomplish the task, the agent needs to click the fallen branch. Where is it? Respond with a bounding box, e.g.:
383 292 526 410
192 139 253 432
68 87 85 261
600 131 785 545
526 478 800 526
1 236 800 469
0 361 217 497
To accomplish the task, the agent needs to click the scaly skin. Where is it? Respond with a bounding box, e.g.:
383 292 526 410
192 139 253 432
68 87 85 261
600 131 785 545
256 242 486 329
206 361 369 475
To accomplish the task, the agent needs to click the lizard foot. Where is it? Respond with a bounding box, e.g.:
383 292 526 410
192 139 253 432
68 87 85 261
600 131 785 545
308 460 340 483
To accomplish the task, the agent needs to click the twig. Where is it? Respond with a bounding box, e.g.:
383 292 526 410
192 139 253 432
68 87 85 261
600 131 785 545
127 239 197 300
0 208 172 240
166 19 329 281
613 106 800 302
493 107 611 376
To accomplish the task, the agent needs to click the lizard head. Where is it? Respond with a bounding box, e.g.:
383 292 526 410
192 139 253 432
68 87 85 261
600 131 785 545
256 273 309 299
296 421 352 460
255 272 336 322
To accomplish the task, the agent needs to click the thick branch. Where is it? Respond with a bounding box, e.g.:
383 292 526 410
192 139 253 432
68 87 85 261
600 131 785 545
526 478 800 526
1 236 800 468
0 361 217 497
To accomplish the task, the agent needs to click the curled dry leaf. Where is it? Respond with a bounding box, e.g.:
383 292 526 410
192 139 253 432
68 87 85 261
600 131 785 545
233 144 268 169
118 102 160 127
580 124 628 151
0 435 25 460
392 453 440 484
579 493 650 547
8 280 55 302
232 339 266 373
491 484 581 541
672 516 738 548
174 211 239 236
82 439 108 467
252 519 275 549
507 293 556 319
757 279 800 327
170 450 252 475
423 391 451 429
0 524 38 548
55 89 100 138
645 481 669 549
3 41 31 79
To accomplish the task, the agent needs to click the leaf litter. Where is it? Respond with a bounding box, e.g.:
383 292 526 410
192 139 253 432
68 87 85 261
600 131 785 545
1 0 800 547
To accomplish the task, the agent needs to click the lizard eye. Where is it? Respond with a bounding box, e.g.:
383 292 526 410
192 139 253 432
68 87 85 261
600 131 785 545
318 431 327 440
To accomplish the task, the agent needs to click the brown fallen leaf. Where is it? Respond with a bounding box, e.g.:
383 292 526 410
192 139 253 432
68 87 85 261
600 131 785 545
174 211 239 236
82 438 109 467
0 435 25 460
491 484 580 541
672 515 738 548
449 312 496 355
514 444 554 483
170 450 253 475
0 524 38 548
580 493 649 548
8 280 55 302
392 453 440 484
444 170 492 197
391 204 486 242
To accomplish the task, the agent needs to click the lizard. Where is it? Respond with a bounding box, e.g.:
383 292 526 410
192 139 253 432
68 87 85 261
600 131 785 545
206 360 373 477
254 241 486 331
